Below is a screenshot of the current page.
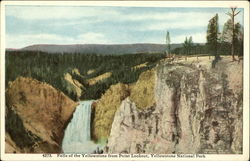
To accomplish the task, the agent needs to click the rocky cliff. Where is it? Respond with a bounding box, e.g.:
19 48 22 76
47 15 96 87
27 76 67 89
64 72 83 99
92 69 156 141
91 83 130 141
5 77 77 153
106 57 243 154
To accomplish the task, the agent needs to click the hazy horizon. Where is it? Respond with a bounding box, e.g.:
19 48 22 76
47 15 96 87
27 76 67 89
6 6 244 48
5 42 192 50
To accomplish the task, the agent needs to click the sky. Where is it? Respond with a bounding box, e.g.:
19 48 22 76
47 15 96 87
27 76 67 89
5 6 244 49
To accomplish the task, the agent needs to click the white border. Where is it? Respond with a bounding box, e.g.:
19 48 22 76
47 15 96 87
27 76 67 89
0 1 249 161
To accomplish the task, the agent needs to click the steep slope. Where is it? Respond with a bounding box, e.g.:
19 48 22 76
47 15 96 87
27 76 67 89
87 72 112 86
5 133 22 153
64 72 84 99
129 69 156 110
91 83 130 141
6 77 77 153
91 69 157 141
106 57 243 154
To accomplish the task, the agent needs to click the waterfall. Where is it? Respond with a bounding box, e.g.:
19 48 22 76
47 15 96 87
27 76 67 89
62 100 97 153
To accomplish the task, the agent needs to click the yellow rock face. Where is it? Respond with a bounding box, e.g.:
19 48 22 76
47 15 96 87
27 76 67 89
92 83 130 141
132 62 148 70
87 72 112 86
71 68 82 76
87 69 96 75
64 73 83 98
129 69 156 109
6 77 77 153
92 69 156 141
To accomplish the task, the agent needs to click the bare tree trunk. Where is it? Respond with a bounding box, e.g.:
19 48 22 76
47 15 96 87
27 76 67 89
232 9 236 61
227 8 240 61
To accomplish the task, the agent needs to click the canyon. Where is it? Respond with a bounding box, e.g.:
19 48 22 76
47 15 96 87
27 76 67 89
5 56 243 154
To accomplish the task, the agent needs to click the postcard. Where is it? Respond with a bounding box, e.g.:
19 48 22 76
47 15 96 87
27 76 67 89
1 1 249 161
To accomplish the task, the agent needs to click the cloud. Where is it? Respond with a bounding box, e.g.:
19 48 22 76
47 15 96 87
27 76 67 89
123 10 243 25
6 6 243 25
139 19 202 31
172 32 206 43
123 12 211 21
6 6 119 20
133 10 243 32
77 32 110 44
6 34 63 48
5 6 244 48
6 32 110 48
141 20 205 31
136 12 232 31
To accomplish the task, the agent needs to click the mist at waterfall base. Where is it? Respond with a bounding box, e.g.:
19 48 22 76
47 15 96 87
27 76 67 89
62 101 104 153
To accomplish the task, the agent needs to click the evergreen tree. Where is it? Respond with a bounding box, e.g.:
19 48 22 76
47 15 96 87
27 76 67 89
6 50 165 100
166 31 171 55
234 23 244 56
183 37 189 55
221 19 243 57
206 14 220 59
221 19 233 43
182 36 194 55
188 36 194 54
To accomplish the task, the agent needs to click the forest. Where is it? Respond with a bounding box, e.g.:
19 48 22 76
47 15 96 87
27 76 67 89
6 51 165 101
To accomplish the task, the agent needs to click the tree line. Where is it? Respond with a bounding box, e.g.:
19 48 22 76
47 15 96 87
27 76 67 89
6 51 165 101
169 7 243 59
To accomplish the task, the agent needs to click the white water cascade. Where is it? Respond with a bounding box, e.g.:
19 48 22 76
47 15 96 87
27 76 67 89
62 100 98 153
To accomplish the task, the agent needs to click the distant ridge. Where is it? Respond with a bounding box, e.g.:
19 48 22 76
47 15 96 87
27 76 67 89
7 43 183 55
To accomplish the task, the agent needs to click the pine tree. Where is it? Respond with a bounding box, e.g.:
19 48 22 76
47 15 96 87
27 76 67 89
221 19 243 57
182 36 193 55
166 31 171 56
234 23 244 57
183 37 189 55
188 36 194 54
221 19 233 43
206 14 220 59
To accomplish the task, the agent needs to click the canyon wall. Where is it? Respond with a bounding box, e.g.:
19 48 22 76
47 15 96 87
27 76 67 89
92 69 156 141
5 77 77 153
5 57 243 154
107 58 243 154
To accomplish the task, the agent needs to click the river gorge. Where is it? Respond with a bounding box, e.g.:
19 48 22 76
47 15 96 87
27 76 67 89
5 56 243 154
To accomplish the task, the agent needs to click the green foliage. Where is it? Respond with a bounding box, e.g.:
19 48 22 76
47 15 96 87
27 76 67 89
182 36 194 55
172 12 243 57
221 19 233 43
234 23 244 56
172 43 208 55
206 14 220 58
5 106 41 148
6 51 165 101
221 20 243 57
166 31 171 55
